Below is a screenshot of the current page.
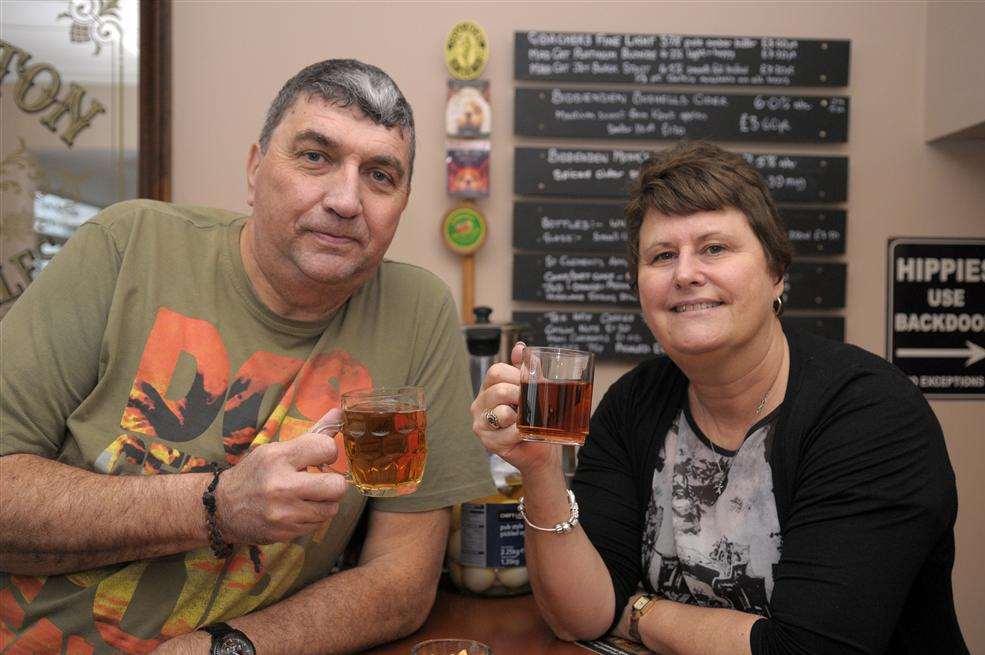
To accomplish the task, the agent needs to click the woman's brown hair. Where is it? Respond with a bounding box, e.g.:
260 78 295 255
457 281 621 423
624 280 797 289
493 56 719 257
625 141 792 287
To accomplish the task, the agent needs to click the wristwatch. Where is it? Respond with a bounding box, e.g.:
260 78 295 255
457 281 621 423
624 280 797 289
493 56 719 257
628 593 658 642
202 622 256 655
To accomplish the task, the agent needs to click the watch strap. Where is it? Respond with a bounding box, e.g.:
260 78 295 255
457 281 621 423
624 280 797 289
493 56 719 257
629 593 658 642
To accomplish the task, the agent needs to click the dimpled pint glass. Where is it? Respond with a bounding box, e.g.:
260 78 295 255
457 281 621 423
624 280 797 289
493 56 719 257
315 387 427 497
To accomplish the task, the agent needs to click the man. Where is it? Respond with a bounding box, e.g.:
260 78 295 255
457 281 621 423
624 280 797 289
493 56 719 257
0 59 495 654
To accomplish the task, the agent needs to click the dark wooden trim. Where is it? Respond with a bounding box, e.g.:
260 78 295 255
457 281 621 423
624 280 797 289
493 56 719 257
139 0 171 201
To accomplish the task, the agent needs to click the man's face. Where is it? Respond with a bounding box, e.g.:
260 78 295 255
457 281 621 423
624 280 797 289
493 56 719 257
245 96 411 292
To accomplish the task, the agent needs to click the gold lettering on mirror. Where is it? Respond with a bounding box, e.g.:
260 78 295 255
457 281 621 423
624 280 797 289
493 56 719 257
1 0 141 317
0 41 108 147
0 138 43 304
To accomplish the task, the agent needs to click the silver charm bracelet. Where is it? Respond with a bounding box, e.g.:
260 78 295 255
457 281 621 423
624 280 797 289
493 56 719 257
517 490 580 534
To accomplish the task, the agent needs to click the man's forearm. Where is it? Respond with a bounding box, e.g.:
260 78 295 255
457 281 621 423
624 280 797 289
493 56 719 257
223 509 449 655
0 454 209 575
228 555 434 654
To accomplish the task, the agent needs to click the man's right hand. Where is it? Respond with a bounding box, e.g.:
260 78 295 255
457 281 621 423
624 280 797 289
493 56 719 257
215 431 350 545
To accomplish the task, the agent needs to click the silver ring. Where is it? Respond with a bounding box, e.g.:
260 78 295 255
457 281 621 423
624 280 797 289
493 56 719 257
484 409 501 429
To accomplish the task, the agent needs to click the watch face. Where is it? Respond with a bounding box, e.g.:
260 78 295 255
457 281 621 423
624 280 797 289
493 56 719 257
217 634 255 655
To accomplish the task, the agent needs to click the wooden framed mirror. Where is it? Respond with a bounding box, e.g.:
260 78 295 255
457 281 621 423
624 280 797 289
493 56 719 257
0 0 171 314
139 0 170 201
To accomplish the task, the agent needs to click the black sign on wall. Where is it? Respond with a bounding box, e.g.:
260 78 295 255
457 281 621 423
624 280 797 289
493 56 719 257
514 201 847 256
514 254 845 310
513 253 638 306
514 311 846 362
514 31 850 87
513 201 628 252
514 147 848 203
781 316 845 342
784 262 846 309
782 209 846 255
513 310 659 360
887 238 985 398
515 88 849 142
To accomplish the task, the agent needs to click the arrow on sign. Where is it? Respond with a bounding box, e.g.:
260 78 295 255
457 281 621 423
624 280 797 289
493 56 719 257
895 340 985 367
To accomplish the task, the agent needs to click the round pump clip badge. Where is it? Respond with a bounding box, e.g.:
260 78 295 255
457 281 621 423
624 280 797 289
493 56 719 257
442 206 487 255
445 20 489 80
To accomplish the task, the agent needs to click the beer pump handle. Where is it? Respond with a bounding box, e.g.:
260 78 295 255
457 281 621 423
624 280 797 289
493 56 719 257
462 255 476 324
473 306 493 323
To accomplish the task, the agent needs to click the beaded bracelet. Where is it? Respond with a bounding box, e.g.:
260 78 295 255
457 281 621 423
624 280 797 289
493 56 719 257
517 489 579 534
202 464 233 559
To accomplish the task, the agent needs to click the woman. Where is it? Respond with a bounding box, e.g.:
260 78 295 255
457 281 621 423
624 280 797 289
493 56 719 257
472 142 966 654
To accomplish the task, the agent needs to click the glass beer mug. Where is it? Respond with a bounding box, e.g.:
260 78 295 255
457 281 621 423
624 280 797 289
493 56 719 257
314 386 427 497
517 347 595 446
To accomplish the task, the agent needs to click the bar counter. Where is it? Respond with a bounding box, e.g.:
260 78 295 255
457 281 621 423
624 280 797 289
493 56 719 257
363 588 587 654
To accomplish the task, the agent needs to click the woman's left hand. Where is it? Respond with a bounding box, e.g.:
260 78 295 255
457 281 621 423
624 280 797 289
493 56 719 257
611 593 640 642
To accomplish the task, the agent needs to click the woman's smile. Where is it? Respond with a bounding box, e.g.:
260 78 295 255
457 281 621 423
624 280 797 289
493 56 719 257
671 300 725 314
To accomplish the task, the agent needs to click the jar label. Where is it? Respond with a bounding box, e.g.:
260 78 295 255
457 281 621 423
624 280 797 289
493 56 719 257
460 502 525 568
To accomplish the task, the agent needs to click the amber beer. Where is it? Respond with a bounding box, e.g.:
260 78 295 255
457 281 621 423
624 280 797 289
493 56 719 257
518 380 593 445
341 387 427 497
517 347 595 446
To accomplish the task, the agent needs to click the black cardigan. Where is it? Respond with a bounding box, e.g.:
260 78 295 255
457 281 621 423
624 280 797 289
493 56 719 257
572 328 967 654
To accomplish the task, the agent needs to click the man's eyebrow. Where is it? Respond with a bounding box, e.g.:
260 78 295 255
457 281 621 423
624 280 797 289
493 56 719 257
291 129 339 150
290 129 406 184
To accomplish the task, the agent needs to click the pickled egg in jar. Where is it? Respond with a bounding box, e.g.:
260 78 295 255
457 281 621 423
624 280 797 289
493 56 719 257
445 464 530 596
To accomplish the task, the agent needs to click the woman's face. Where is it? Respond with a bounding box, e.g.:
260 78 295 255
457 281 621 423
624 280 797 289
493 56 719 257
636 207 783 359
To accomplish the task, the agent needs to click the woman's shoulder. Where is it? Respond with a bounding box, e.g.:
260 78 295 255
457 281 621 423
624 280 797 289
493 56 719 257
789 328 915 393
785 329 937 439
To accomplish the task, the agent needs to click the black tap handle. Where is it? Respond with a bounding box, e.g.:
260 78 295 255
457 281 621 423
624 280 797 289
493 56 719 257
473 306 493 324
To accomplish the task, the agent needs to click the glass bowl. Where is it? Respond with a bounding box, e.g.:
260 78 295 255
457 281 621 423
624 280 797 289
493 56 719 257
410 638 492 655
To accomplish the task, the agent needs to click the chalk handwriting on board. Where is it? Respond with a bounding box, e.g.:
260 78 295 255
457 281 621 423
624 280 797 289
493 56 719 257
515 32 850 87
515 88 849 143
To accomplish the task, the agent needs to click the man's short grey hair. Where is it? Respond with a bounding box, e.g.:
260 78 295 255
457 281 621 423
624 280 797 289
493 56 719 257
259 59 416 181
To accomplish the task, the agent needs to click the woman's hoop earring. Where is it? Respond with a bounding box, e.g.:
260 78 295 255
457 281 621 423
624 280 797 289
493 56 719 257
772 295 784 317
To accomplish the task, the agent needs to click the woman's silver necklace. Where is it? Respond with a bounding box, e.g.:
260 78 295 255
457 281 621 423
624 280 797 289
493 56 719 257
703 413 733 496
695 364 781 496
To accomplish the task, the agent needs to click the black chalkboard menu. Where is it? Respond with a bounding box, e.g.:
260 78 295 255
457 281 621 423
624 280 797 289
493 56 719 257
515 88 849 143
513 310 659 360
515 32 850 87
514 201 847 256
781 316 845 342
784 261 846 309
782 209 846 255
513 311 846 361
513 201 628 252
513 253 637 306
514 253 846 310
514 147 848 202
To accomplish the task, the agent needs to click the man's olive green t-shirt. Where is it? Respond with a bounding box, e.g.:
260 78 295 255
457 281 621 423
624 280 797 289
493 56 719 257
0 200 494 653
